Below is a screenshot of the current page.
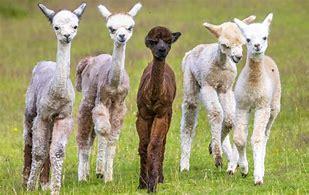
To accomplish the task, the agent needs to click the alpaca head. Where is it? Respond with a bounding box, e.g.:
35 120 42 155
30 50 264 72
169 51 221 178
145 26 181 60
203 15 256 63
38 3 86 44
98 3 142 45
234 13 273 58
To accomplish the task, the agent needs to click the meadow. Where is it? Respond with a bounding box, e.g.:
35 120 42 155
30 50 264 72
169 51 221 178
0 0 308 194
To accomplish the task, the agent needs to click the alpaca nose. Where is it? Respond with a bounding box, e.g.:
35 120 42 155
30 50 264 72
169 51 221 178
235 55 242 61
119 34 125 39
254 43 261 50
159 48 166 53
64 34 70 38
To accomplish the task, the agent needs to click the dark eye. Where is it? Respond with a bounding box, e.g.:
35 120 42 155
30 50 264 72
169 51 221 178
54 26 59 30
109 27 116 34
222 44 230 49
73 26 78 29
127 26 133 31
246 38 251 43
149 40 158 45
263 36 267 40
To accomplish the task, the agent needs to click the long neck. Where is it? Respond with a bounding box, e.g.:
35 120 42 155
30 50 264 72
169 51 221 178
246 54 264 83
216 45 227 65
49 41 71 96
150 57 165 98
109 42 126 87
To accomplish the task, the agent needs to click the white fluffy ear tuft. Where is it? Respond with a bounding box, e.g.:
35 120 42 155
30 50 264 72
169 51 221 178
73 3 87 19
263 13 273 27
98 5 112 19
234 18 247 33
203 22 222 38
38 3 55 23
242 15 256 24
128 2 142 17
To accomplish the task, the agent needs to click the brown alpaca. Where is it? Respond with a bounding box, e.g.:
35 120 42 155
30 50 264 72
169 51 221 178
136 26 181 192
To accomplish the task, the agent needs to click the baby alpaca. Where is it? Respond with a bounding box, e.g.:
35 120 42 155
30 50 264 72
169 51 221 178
136 26 181 192
23 3 86 194
230 13 281 185
180 16 256 172
76 3 142 183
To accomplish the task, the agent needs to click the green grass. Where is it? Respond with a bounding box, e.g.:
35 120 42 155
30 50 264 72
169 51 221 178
0 0 308 194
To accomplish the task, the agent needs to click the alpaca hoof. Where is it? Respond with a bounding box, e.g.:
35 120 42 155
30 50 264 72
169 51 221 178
137 183 147 189
215 156 223 168
96 173 104 179
227 170 234 175
208 142 212 155
241 173 248 178
255 180 263 185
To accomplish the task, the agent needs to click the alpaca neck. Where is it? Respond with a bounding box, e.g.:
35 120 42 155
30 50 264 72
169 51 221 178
217 46 227 66
246 55 264 84
150 57 165 98
49 41 71 97
109 42 126 87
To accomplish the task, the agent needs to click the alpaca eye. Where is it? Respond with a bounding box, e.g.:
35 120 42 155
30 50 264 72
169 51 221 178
127 26 133 31
54 26 59 30
246 38 251 43
263 36 267 40
149 40 158 45
222 44 230 49
109 27 116 34
73 26 78 29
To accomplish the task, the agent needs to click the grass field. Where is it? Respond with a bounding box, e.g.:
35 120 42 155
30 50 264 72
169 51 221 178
0 0 308 194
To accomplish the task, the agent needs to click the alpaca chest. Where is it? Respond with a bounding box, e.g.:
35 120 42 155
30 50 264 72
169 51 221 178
204 66 237 92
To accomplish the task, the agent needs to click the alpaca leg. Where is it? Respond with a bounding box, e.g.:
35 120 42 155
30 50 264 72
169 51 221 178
77 100 94 181
180 68 199 172
27 117 50 191
92 103 111 178
40 136 52 190
104 103 126 182
23 113 34 187
232 109 250 175
147 115 169 193
158 136 167 183
200 85 224 167
50 116 73 194
251 108 271 185
136 113 152 189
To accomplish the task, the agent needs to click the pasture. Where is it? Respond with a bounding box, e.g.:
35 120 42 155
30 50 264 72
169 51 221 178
0 0 308 194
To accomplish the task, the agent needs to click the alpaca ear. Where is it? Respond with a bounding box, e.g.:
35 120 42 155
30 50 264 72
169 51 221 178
234 18 247 34
128 3 142 17
98 4 112 19
203 22 222 38
242 15 256 24
172 32 181 43
263 13 273 27
38 3 55 23
73 3 87 19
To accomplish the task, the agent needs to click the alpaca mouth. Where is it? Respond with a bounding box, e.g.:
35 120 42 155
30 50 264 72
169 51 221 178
231 56 240 63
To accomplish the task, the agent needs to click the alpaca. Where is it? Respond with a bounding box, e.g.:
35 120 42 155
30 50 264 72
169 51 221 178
229 13 281 185
136 26 181 192
23 3 86 194
179 16 256 172
76 3 142 183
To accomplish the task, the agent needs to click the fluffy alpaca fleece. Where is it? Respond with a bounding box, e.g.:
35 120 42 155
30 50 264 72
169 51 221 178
23 3 86 194
136 26 181 192
230 13 281 185
76 3 142 183
180 16 256 172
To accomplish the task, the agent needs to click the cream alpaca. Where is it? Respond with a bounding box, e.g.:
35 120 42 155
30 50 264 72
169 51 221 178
180 16 256 172
23 3 86 194
229 13 281 185
76 3 142 183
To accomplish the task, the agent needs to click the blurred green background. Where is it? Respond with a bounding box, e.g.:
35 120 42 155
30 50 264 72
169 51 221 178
0 0 308 194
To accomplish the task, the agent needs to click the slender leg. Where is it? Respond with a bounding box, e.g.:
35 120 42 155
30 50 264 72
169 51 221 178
76 99 94 181
23 113 34 187
92 102 111 178
40 136 52 190
158 136 166 183
136 113 153 189
200 85 224 167
180 68 200 171
232 108 250 175
27 117 50 191
251 108 271 185
50 116 73 195
147 114 169 193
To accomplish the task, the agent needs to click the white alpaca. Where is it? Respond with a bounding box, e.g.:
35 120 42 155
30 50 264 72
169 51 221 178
23 3 86 194
229 13 281 185
180 16 256 172
76 3 142 183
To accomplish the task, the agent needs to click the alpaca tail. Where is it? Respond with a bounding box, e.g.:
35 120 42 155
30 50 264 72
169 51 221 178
75 58 90 92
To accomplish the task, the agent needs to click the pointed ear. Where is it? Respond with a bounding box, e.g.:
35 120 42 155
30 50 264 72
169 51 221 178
172 32 181 43
242 15 256 24
73 3 87 19
38 3 55 23
128 3 142 17
263 13 273 27
98 5 112 19
234 18 247 34
203 22 222 38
